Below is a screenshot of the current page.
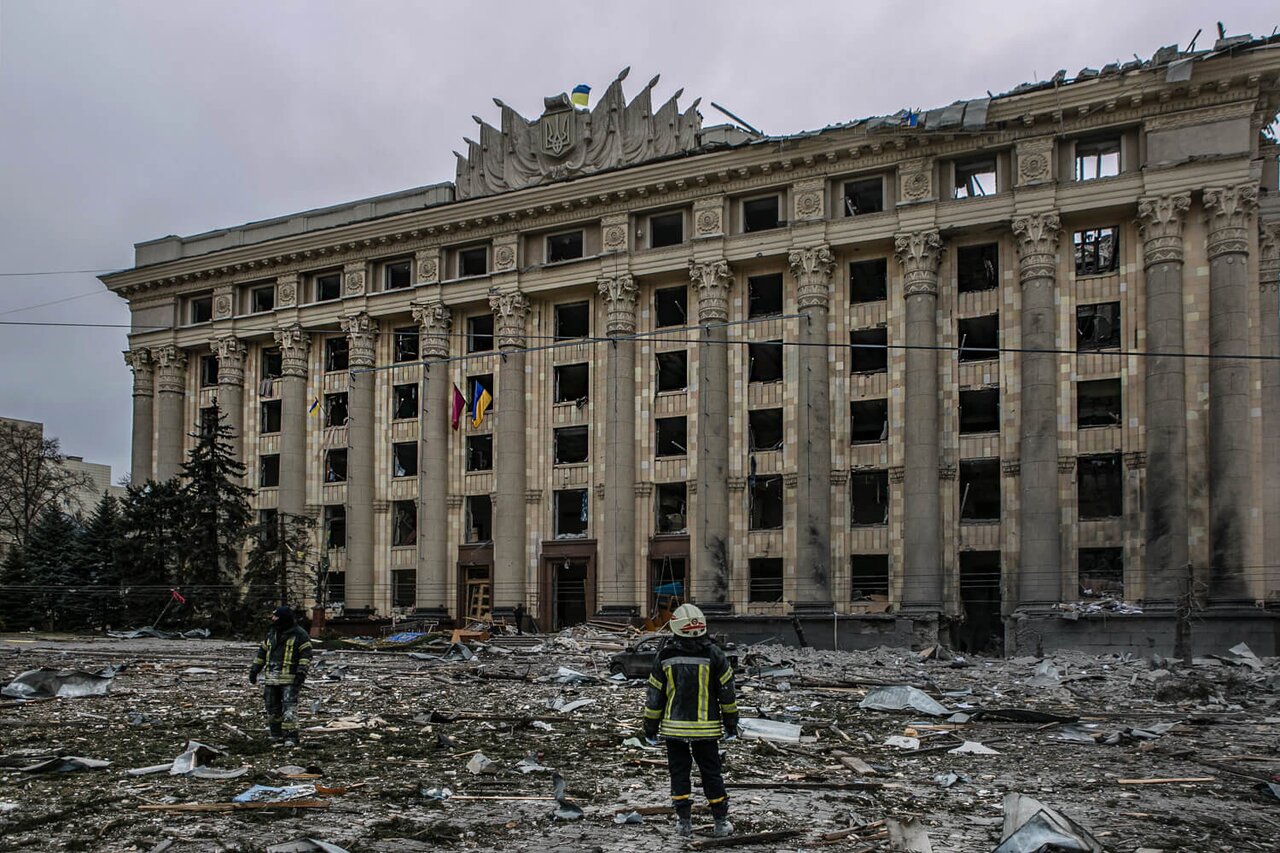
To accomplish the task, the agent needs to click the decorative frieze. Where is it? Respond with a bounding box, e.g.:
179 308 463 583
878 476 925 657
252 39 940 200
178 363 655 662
1057 455 1077 473
212 335 247 386
154 345 188 395
490 290 531 349
791 178 825 223
1012 212 1062 282
598 273 639 336
689 259 733 323
783 472 799 489
938 464 957 481
412 301 452 360
727 477 747 491
274 324 310 378
341 312 379 368
446 495 464 509
634 482 653 498
894 230 943 296
1014 136 1055 187
1136 192 1191 267
1203 183 1259 260
829 469 849 486
1002 461 1021 477
525 489 542 504
888 466 905 484
692 197 723 239
601 213 629 254
787 244 835 310
687 479 697 496
276 274 299 308
897 157 934 204
1124 451 1147 470
123 348 154 397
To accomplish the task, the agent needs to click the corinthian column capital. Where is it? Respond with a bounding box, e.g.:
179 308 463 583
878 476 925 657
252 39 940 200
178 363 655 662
598 273 638 336
689 259 733 323
893 230 943 296
124 348 154 397
1136 192 1191 267
212 335 247 386
489 290 531 350
1203 183 1259 259
274 324 311 378
341 312 379 368
412 300 452 360
788 245 835 309
1012 212 1062 282
154 345 187 395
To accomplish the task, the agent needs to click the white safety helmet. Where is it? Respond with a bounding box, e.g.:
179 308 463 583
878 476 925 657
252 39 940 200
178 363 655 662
669 603 708 637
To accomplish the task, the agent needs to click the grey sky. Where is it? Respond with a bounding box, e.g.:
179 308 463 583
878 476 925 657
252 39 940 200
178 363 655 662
0 0 1273 484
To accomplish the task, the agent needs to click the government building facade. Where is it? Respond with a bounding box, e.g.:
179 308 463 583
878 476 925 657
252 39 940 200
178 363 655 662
104 42 1280 653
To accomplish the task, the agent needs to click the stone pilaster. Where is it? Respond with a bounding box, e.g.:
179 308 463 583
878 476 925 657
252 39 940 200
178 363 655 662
212 335 247 464
1012 213 1063 609
1136 193 1192 605
412 300 452 618
153 345 187 481
274 324 310 520
598 273 639 616
1202 184 1259 603
490 290 531 614
894 230 944 612
341 312 379 613
124 347 155 484
788 245 835 612
1260 222 1280 596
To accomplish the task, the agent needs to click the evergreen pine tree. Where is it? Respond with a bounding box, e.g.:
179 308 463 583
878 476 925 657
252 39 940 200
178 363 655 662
0 544 32 631
243 510 316 629
79 493 124 631
24 507 83 629
118 478 186 627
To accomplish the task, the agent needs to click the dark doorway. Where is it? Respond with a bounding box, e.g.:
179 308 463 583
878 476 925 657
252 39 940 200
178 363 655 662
458 561 491 622
956 551 1002 654
552 559 589 629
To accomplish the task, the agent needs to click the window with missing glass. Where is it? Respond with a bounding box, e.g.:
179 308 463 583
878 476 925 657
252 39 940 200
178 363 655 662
1076 302 1121 350
325 337 349 372
749 475 784 530
850 398 888 444
748 409 784 451
324 449 347 483
748 558 784 602
466 495 492 542
1073 227 1119 275
260 400 282 434
850 470 889 526
459 246 489 277
393 383 419 420
953 157 997 199
199 355 219 387
393 327 419 363
555 301 590 340
655 417 687 457
957 244 998 293
554 363 589 403
1074 137 1120 181
188 294 213 324
325 505 346 549
467 315 494 353
850 259 887 303
959 388 1000 434
748 341 784 383
554 489 589 537
649 211 684 248
960 459 1001 521
1077 378 1122 428
655 482 687 534
259 454 280 488
748 274 784 318
392 442 418 478
843 177 884 216
742 195 781 232
392 500 417 547
314 272 341 302
655 350 687 393
958 315 999 362
850 328 888 373
383 259 412 290
654 286 688 327
392 568 416 607
323 393 348 428
1078 454 1123 519
466 434 493 471
547 230 584 263
251 285 275 314
261 348 282 379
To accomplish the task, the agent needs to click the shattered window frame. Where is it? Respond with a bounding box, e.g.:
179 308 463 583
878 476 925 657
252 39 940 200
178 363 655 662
546 230 585 264
324 448 348 483
850 258 888 303
953 156 997 199
1078 453 1123 519
654 285 688 327
849 327 888 374
261 348 282 379
553 362 590 404
748 408 784 451
392 568 416 607
467 314 495 353
1079 547 1124 598
323 392 349 428
553 425 589 465
554 300 591 340
850 398 889 444
655 350 688 393
327 571 346 605
325 337 350 373
258 453 280 488
466 433 493 472
466 494 493 543
850 469 890 527
314 271 342 303
742 194 781 233
392 441 419 478
554 488 589 538
393 327 420 363
850 554 890 598
199 354 219 387
1076 301 1121 351
392 383 419 420
655 416 688 458
957 314 999 362
959 458 1001 522
324 504 347 549
747 340 784 383
655 482 688 534
392 500 417 548
187 293 213 325
957 244 999 293
383 258 413 291
748 273 784 318
250 284 275 314
1073 227 1119 276
260 399 282 434
842 176 884 217
958 387 1001 434
649 211 685 248
1074 137 1121 181
458 245 489 277
748 474 784 531
1077 378 1122 428
748 557 784 603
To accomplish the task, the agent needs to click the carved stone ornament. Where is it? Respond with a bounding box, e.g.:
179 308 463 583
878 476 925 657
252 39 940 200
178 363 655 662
634 481 653 498
276 274 298 308
213 289 233 320
154 345 188 395
454 68 704 200
938 464 957 481
727 476 747 491
446 495 464 509
783 472 799 489
788 245 835 310
689 259 733 323
525 489 543 504
687 479 697 495
1002 461 1021 477
412 301 452 360
212 335 247 386
1057 455 1076 473
1015 137 1054 187
123 348 154 396
274 323 311 378
894 230 944 296
493 238 518 273
829 470 849 486
792 178 825 222
888 466 905 484
898 158 933 203
490 290 531 349
341 312 379 367
693 197 723 238
1124 451 1147 470
602 214 629 253
1012 212 1062 282
416 255 439 284
598 273 639 336
1260 222 1280 292
1136 192 1191 267
1203 183 1259 260
343 269 366 297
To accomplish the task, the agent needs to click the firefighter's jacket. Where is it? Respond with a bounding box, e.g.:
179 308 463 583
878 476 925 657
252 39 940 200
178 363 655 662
249 624 313 687
643 637 738 740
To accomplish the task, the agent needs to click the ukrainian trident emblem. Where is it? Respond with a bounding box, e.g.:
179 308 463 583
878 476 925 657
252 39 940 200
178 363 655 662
541 111 573 158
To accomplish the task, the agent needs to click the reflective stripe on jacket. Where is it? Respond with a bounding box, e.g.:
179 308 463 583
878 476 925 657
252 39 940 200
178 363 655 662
250 625 313 686
643 637 738 740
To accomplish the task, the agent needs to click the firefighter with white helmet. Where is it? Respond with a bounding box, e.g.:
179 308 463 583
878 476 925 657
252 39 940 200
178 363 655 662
642 603 738 837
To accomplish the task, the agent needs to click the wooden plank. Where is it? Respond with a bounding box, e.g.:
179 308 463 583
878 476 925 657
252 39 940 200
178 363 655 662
689 829 803 849
1116 777 1215 785
831 750 877 776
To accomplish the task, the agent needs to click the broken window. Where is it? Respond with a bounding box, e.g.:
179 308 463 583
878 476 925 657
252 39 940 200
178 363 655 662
393 327 419 363
325 337 349 372
954 157 997 199
850 258 887 303
748 274 784 318
649 211 684 248
1077 378 1121 428
654 286 688 327
392 500 417 547
555 301 590 340
1076 302 1121 351
655 482 687 534
1078 453 1123 519
259 454 280 488
957 244 998 293
260 400 282 434
324 448 347 483
743 195 781 232
554 363 590 403
749 474 784 530
324 505 346 549
251 285 275 314
314 272 341 302
327 571 346 605
655 351 688 392
850 328 888 373
324 393 348 428
392 568 416 607
554 426 589 465
188 294 212 324
383 259 412 290
959 388 1000 434
655 417 687 457
748 558 784 603
466 495 492 542
466 434 493 471
748 408 784 451
393 442 418 478
555 489 589 538
850 398 889 444
1074 137 1120 181
547 230 584 263
459 245 488 277
748 340 784 383
958 314 999 362
850 554 890 598
1079 547 1124 598
959 459 1001 521
1073 227 1119 275
850 469 889 526
467 315 495 353
261 348 282 379
393 383 419 420
843 177 883 217
199 355 218 387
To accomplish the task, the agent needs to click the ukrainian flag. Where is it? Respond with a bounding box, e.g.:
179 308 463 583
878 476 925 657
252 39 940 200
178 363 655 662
571 84 591 108
308 397 320 416
471 380 492 428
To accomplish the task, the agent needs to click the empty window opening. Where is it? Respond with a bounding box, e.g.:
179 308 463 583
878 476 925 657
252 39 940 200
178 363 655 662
843 177 884 216
467 374 494 415
743 196 781 232
555 301 590 340
393 442 418 478
1078 378 1121 428
554 489 589 538
393 383 419 420
957 244 999 293
850 258 887 303
748 408 784 451
655 351 688 392
1077 302 1121 350
650 211 684 248
850 328 888 373
851 469 889 526
1078 453 1123 519
748 557 784 603
315 272 341 302
326 338 349 372
850 554 890 599
1073 227 1119 275
392 500 417 547
655 482 687 534
749 475 784 530
959 388 1000 434
251 286 275 313
748 274 784 318
325 505 346 549
468 315 495 353
957 551 1002 655
394 327 419 363
466 495 492 542
551 559 590 630
459 246 489 277
554 363 590 403
392 569 416 607
850 398 889 444
189 295 213 324
958 314 999 362
327 571 346 605
554 426 589 465
259 454 280 488
959 459 1001 521
261 348 282 380
260 400 282 434
655 417 687 457
200 355 219 387
384 259 412 290
324 393 348 428
547 230 584 263
654 286 688 327
324 448 347 483
1079 547 1124 598
466 434 493 471
1074 138 1120 181
954 157 997 199
748 340 784 383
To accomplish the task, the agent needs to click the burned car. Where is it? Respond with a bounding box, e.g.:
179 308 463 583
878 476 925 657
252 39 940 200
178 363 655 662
607 633 740 679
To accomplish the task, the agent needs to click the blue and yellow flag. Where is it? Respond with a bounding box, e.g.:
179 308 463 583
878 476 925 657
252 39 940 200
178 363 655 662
571 84 591 108
471 380 492 428
308 397 320 416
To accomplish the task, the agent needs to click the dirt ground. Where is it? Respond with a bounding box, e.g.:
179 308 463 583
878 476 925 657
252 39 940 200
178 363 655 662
1 629 1278 852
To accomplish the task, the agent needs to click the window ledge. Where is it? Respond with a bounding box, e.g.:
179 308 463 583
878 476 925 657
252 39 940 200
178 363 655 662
960 518 1001 525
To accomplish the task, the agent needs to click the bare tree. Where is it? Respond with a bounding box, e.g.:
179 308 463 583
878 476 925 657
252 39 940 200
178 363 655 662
0 420 94 552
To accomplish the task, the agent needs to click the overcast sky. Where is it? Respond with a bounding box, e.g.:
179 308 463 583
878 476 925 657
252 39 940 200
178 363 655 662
0 0 1274 484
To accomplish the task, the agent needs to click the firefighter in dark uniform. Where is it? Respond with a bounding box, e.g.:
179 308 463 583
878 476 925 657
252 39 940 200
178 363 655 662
248 606 313 746
642 603 738 837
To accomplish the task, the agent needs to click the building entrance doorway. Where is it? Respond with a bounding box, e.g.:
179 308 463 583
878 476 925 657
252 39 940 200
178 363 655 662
956 551 1002 654
646 556 687 631
552 559 589 630
538 541 596 631
462 565 491 621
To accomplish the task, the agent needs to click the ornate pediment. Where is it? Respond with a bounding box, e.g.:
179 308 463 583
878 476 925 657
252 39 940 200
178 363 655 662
454 68 704 200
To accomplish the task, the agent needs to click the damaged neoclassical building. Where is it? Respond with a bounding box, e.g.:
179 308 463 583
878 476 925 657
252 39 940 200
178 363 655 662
103 38 1280 654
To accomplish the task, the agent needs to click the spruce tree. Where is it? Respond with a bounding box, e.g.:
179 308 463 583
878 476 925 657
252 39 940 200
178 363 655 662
118 478 186 627
24 508 83 629
243 510 316 630
0 544 32 631
79 494 124 631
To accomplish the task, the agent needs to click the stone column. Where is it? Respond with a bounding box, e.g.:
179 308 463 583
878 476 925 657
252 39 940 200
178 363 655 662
1012 213 1063 608
412 301 451 617
788 245 836 611
212 335 247 464
597 273 639 617
153 345 187 481
690 259 734 612
1203 184 1259 603
274 325 310 520
342 312 379 614
1260 223 1280 594
491 290 531 616
123 348 155 484
1136 193 1192 605
894 230 945 612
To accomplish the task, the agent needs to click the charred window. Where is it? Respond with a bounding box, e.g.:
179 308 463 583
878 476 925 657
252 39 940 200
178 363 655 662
850 469 889 526
383 259 412 290
954 157 997 199
843 177 883 216
251 285 275 314
850 328 888 373
649 211 684 248
1077 302 1121 350
547 230 584 263
325 337 349 372
393 383 419 420
748 274 784 318
188 294 213 324
466 495 492 543
655 482 687 534
1073 227 1119 275
958 314 999 362
1078 378 1121 428
394 327 419 363
655 350 688 392
850 554 890 598
324 448 347 483
554 363 589 403
392 500 417 547
959 388 1000 434
1074 138 1120 181
555 301 590 340
259 454 280 488
748 557 784 603
467 315 494 353
957 244 998 293
260 400 282 434
1079 547 1124 598
959 459 1001 521
749 475 784 530
392 442 418 478
261 348 282 380
459 246 489 277
555 489 589 538
748 340 784 383
324 393 348 428
655 286 688 327
742 195 781 232
392 569 416 607
466 434 493 471
655 417 687 457
554 426 589 465
850 258 887 303
850 398 888 443
748 408 784 451
199 355 219 387
314 272 341 302
325 505 346 549
1078 453 1123 519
